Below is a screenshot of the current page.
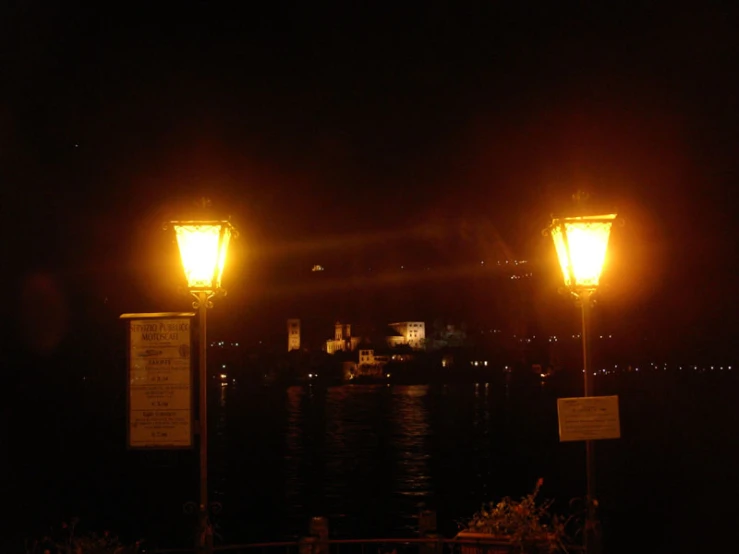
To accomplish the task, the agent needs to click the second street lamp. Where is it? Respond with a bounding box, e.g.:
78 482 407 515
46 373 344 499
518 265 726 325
171 219 235 554
547 211 617 554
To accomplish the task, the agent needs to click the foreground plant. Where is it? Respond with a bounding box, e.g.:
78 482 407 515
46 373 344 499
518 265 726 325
458 478 575 553
25 517 142 554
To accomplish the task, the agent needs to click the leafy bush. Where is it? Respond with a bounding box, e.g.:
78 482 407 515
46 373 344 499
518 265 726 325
459 479 574 553
25 518 141 554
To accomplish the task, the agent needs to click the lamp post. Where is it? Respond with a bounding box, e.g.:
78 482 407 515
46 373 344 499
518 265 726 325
547 211 617 554
171 219 235 554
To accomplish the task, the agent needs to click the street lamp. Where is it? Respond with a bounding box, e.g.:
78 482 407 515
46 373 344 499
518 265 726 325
171 219 235 554
548 211 617 554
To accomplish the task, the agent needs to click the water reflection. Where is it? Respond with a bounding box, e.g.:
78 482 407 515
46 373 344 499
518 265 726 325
179 375 730 552
211 383 229 503
323 386 385 534
473 384 493 500
282 383 507 537
283 385 434 538
390 385 433 532
285 385 307 526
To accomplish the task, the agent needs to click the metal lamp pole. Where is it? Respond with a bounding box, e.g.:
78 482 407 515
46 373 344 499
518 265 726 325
195 291 213 554
547 207 616 554
578 288 599 554
171 215 234 554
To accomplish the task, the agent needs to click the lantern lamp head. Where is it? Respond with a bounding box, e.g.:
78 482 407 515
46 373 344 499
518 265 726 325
171 220 234 294
549 213 617 291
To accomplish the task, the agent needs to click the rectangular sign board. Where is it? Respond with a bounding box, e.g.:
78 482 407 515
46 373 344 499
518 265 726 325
122 313 195 449
557 395 621 442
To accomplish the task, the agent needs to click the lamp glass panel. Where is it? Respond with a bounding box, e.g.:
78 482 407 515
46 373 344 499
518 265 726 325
562 214 616 288
215 226 232 290
174 224 223 291
550 224 573 287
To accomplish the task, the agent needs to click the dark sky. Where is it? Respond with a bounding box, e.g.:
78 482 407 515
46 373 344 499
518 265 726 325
3 3 738 355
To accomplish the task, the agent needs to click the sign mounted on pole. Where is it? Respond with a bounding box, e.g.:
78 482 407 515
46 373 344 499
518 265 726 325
121 312 196 449
557 395 621 442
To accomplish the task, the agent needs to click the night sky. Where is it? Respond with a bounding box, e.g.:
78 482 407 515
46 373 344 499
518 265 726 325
3 3 738 360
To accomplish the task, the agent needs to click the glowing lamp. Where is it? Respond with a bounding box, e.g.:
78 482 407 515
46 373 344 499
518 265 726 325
172 221 234 293
549 213 617 290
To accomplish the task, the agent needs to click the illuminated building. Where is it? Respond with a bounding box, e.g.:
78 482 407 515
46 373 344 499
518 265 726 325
351 348 389 379
359 349 377 366
325 321 361 354
287 318 301 352
325 320 426 354
386 321 426 349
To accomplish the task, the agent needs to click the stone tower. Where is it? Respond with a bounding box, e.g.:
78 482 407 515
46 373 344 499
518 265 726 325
287 318 301 351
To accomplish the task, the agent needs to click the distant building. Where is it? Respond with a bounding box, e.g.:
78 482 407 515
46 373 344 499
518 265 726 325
359 348 391 367
325 321 361 354
342 360 357 380
287 318 301 351
351 349 389 379
359 349 375 366
325 320 426 354
386 321 426 349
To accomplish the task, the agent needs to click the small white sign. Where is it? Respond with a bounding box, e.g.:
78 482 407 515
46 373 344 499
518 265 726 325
557 395 621 442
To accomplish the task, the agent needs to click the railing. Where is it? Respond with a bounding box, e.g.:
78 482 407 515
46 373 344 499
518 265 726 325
145 536 582 554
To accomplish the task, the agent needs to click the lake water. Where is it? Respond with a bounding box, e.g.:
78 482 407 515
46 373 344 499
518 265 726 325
5 371 737 553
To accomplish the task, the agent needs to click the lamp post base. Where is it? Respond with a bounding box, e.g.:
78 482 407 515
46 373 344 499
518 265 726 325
584 510 601 554
197 508 213 554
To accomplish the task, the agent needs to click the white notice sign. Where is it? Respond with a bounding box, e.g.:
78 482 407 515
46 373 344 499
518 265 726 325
128 317 193 448
557 395 621 442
